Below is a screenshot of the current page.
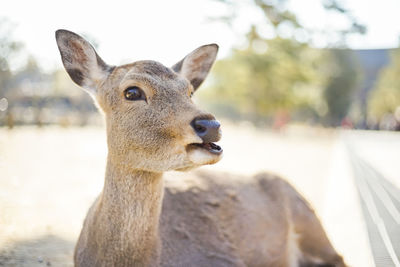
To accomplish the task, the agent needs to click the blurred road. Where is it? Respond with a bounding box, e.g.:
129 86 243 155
0 125 398 266
344 131 400 267
323 130 400 267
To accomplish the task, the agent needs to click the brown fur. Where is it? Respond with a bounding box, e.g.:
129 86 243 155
55 29 346 267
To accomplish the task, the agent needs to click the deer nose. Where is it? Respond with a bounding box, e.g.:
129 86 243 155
191 117 221 143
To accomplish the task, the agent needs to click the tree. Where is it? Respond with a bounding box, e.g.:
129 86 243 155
200 30 327 123
212 0 365 46
368 49 400 119
0 19 21 95
322 49 361 126
0 18 22 128
199 0 366 125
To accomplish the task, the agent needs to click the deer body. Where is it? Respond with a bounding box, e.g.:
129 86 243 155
160 171 307 267
56 30 346 267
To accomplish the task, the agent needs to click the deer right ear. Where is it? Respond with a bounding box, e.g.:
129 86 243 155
55 29 114 95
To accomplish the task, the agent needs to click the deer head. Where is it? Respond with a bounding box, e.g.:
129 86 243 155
55 29 222 172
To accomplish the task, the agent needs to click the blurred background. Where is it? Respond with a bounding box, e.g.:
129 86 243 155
0 0 400 129
0 0 399 266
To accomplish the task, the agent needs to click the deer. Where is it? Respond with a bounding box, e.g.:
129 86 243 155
55 29 346 267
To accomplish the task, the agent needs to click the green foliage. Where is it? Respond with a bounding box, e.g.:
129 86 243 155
199 35 327 122
323 49 361 126
201 0 367 125
0 19 22 96
200 40 363 125
368 49 400 118
253 0 300 29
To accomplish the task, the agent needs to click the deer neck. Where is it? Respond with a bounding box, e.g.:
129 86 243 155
100 155 164 264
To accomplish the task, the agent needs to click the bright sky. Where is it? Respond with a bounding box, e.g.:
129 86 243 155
1 0 400 71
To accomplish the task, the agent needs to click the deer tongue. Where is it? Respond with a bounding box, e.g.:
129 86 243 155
192 142 222 155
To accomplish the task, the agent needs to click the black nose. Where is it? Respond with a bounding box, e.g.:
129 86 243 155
191 117 221 143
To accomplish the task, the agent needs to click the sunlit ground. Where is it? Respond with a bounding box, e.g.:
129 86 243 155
0 123 398 266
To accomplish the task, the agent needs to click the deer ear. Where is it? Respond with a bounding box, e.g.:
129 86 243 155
55 29 113 95
172 44 218 91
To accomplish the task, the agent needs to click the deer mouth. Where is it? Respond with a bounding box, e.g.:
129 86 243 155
188 142 223 155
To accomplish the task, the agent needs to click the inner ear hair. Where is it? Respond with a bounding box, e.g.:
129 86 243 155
172 44 218 91
55 29 114 94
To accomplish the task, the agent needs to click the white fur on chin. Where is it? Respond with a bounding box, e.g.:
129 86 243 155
188 148 222 166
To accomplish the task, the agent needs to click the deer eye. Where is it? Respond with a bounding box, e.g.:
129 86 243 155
124 86 146 101
189 90 194 98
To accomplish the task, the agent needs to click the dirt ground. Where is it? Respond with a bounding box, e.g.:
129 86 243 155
0 123 342 266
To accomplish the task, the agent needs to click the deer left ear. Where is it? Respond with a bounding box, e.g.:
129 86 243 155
172 44 218 91
55 29 114 96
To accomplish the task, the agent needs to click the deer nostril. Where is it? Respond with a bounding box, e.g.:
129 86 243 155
194 124 207 134
191 118 221 143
